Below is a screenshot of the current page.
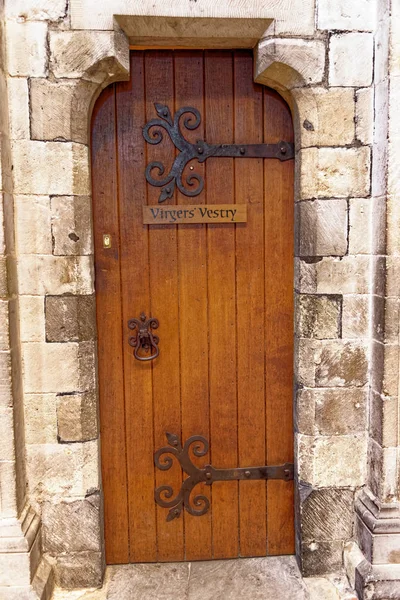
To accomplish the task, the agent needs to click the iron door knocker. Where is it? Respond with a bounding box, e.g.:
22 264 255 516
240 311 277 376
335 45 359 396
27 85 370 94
128 313 159 361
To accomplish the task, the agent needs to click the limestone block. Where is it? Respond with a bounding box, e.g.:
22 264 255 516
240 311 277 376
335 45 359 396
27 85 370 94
22 342 80 393
78 341 97 392
368 439 397 502
356 514 400 565
298 388 367 435
6 21 48 77
315 341 368 387
297 433 367 487
317 0 376 31
389 79 400 138
26 440 99 498
0 351 12 409
7 0 67 21
300 147 370 199
56 392 98 442
372 81 389 199
296 294 341 339
14 195 52 255
295 259 317 294
11 141 90 196
383 298 400 343
17 255 94 295
356 88 373 145
386 257 400 298
388 139 400 198
297 199 348 256
49 29 129 81
24 394 57 444
301 488 354 542
329 33 374 87
51 196 93 256
375 18 390 85
315 256 371 295
0 461 17 516
0 300 9 351
349 198 372 255
370 390 398 448
342 295 369 339
293 87 355 147
296 338 320 387
30 79 98 144
0 256 9 297
0 408 15 460
301 540 343 577
255 39 326 90
19 296 45 342
45 295 96 342
7 78 30 140
55 550 103 589
42 493 101 554
387 192 400 256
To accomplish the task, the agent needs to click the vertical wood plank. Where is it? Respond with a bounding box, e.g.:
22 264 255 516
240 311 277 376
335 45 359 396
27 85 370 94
264 88 295 556
174 51 212 561
116 52 157 563
91 85 129 564
144 51 184 562
234 51 267 558
205 51 239 559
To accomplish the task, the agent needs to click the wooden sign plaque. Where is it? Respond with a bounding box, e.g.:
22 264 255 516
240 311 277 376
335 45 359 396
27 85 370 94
143 204 247 225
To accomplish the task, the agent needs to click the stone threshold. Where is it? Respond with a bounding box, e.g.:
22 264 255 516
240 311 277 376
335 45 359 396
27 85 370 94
51 557 357 600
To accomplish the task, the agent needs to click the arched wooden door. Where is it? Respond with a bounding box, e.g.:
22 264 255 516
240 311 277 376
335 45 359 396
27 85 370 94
91 50 294 565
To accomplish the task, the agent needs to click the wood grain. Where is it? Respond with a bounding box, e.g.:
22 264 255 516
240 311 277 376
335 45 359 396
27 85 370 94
92 50 295 563
91 84 129 564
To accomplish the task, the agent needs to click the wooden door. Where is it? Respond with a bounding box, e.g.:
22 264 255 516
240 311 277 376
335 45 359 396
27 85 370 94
91 50 294 565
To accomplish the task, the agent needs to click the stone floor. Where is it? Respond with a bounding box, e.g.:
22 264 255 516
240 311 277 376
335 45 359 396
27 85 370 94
52 557 357 600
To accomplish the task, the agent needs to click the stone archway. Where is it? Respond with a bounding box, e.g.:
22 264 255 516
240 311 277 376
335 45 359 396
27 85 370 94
0 3 396 599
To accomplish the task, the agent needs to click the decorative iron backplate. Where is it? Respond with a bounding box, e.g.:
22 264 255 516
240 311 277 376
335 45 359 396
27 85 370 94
143 104 294 203
154 433 294 521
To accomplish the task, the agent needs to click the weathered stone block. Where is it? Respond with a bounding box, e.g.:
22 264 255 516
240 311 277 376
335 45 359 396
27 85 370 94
54 551 103 589
297 388 367 436
14 195 52 255
348 198 370 255
296 338 320 387
297 433 367 487
19 296 45 342
342 295 369 339
301 540 343 577
45 295 96 342
317 0 376 31
78 341 97 392
0 300 9 351
17 255 94 296
329 33 374 87
6 21 48 77
42 493 101 554
294 87 355 147
0 351 12 409
368 439 397 502
300 148 370 199
11 141 90 196
316 256 370 295
315 341 368 387
51 196 93 256
297 200 348 257
26 440 99 499
24 394 57 444
22 342 80 393
7 0 67 21
301 488 354 542
57 392 98 442
49 30 129 81
295 260 317 294
356 88 373 145
370 390 398 448
296 294 341 339
7 78 29 140
0 408 16 461
0 460 17 516
387 192 400 256
315 388 367 435
30 79 97 144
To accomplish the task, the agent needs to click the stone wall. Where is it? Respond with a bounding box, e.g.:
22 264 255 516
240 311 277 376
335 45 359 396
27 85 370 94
0 0 398 598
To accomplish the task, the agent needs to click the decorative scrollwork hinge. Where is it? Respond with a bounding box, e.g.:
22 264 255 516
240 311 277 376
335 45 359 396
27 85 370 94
154 433 294 521
143 104 294 204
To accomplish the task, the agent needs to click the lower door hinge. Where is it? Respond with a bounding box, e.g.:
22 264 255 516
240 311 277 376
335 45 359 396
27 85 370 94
154 433 294 521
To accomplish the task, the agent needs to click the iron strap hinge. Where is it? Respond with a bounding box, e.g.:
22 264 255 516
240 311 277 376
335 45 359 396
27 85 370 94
143 104 294 204
154 433 294 521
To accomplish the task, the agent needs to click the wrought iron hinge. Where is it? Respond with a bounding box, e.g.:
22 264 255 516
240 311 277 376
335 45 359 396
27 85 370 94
143 104 294 203
154 433 294 521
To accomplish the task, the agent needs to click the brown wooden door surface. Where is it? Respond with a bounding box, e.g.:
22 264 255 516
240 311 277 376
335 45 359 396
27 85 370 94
91 50 294 565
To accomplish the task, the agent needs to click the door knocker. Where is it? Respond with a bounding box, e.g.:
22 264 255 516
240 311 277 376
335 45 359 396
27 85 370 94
128 313 159 361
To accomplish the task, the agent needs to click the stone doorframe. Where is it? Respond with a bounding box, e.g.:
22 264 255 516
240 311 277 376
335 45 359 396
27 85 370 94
0 2 398 599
